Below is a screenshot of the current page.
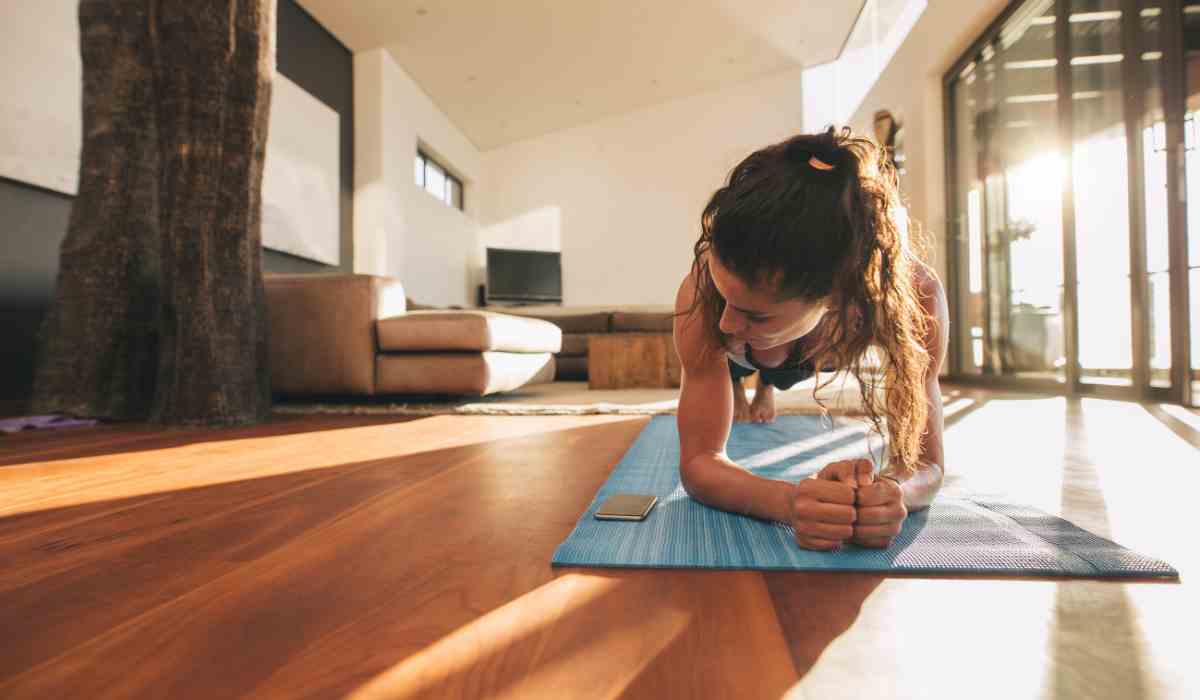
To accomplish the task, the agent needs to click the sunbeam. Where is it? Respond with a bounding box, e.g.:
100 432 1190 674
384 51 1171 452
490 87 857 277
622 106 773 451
0 415 642 519
346 573 690 700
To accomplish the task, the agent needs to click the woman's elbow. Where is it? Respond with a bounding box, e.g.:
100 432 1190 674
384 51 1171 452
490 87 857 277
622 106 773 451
678 455 712 502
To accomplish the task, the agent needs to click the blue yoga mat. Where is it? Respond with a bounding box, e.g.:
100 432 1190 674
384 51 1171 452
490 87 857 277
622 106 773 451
552 415 1177 578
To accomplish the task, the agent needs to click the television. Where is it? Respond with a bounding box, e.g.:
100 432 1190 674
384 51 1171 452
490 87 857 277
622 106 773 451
485 248 562 304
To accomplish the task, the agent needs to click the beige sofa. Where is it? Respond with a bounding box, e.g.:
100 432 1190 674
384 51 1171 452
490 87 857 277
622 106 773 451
497 304 677 382
265 274 561 396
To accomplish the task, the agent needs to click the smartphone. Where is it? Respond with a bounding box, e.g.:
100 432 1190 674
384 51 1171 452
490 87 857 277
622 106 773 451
594 493 658 521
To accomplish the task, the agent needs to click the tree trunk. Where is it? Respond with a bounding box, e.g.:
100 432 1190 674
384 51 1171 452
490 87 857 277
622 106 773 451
32 0 161 420
32 0 274 426
149 0 274 425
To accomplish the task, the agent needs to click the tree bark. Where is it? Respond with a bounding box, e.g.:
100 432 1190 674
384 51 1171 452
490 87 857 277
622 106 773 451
32 0 161 420
149 0 274 425
32 0 274 426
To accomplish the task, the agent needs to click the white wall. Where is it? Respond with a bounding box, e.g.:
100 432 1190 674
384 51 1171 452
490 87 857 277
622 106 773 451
479 67 808 307
0 0 81 196
356 2 1011 308
354 48 481 306
475 204 562 274
849 65 948 284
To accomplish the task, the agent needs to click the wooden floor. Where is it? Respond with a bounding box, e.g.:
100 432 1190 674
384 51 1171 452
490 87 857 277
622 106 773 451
1 388 1197 699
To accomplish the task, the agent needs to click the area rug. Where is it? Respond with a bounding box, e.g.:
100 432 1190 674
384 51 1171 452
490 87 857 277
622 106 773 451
550 415 1178 578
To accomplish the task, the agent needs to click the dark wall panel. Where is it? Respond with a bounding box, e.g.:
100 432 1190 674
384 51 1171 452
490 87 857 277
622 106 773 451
0 0 353 400
275 0 354 275
0 179 73 399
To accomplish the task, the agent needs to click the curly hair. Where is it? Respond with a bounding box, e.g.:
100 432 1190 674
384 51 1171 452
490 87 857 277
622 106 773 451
684 126 932 475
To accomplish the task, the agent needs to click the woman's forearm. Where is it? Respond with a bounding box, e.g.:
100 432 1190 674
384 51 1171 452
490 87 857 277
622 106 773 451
681 452 795 523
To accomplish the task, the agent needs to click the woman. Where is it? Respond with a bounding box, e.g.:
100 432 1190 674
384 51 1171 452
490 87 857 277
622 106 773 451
672 127 949 551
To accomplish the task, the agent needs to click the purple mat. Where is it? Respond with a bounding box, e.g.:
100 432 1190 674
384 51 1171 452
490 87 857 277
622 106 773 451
0 415 99 434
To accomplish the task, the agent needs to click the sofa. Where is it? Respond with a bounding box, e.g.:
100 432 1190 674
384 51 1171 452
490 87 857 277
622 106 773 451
265 274 562 397
495 304 679 384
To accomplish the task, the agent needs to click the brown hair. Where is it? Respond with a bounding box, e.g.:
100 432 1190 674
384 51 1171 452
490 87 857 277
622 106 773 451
684 126 932 475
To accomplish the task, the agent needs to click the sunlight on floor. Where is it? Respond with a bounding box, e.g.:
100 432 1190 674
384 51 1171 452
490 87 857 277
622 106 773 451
939 394 1196 538
941 396 978 419
787 392 1195 699
1156 402 1200 433
738 422 872 470
792 394 1193 699
943 393 1196 568
737 396 980 474
0 414 642 519
941 396 1067 510
1071 400 1199 564
347 573 690 700
787 578 1059 699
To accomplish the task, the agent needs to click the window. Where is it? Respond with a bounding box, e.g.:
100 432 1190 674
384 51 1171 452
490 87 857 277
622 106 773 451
414 149 464 211
802 0 928 129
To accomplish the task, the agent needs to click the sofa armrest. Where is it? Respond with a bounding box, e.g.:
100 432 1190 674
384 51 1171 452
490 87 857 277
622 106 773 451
265 273 406 395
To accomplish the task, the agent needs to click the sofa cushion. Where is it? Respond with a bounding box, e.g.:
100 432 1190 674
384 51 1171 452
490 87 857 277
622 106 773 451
611 310 675 333
499 308 611 334
551 313 611 334
266 273 406 395
560 334 589 356
376 352 556 396
377 311 561 354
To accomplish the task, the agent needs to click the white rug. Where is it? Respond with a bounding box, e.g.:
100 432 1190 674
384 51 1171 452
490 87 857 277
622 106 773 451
274 378 876 417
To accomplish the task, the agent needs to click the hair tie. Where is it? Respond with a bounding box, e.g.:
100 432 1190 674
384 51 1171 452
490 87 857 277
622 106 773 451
808 156 834 171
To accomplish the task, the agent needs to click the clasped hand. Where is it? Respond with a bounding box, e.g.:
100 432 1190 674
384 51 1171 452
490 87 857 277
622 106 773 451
789 459 906 551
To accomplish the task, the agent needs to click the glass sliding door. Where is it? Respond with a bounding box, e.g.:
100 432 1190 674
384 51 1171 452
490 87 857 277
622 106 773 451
1069 0 1134 387
1139 0 1172 388
950 0 1066 381
1185 1 1200 404
946 0 1196 403
953 58 987 375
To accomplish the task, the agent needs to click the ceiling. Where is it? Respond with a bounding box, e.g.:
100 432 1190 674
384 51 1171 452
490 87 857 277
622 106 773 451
296 0 865 150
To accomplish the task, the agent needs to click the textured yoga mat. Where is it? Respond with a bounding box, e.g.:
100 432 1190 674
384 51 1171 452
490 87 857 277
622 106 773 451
552 415 1177 578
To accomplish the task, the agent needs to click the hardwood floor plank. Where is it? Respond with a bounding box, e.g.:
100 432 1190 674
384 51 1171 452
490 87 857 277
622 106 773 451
0 446 462 674
762 571 884 677
0 416 652 698
0 414 409 466
0 415 627 518
342 570 797 700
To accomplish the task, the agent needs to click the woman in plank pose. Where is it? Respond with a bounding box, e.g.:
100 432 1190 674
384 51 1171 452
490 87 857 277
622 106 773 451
673 127 949 551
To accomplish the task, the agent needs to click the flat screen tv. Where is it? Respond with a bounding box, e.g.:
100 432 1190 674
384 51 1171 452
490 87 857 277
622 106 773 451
486 248 562 304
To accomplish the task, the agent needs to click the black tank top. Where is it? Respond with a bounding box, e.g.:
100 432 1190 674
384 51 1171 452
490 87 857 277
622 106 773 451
742 340 809 372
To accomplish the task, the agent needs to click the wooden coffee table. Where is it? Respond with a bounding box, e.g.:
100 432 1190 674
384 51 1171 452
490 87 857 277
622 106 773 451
587 333 681 389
